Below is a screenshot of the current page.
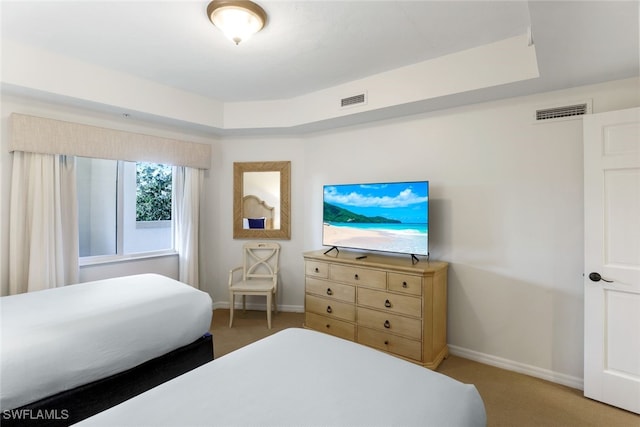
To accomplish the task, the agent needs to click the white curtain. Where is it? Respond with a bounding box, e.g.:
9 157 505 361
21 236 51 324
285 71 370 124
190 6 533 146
9 152 79 294
173 166 203 288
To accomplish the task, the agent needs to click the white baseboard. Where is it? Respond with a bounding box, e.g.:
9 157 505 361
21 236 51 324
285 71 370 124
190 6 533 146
448 344 584 390
212 301 305 313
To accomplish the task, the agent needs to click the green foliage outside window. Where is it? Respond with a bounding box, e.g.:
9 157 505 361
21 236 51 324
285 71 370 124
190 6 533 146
136 163 172 221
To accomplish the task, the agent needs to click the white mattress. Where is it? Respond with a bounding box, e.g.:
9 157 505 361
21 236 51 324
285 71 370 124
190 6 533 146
0 273 212 410
77 328 486 427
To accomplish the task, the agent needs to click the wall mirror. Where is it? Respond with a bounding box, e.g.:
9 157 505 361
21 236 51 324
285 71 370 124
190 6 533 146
233 161 291 240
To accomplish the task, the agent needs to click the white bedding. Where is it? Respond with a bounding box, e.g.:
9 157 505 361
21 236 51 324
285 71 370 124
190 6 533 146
78 328 486 427
0 273 212 410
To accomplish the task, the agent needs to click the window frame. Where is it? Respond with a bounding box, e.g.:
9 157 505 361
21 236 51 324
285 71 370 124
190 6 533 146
78 159 177 266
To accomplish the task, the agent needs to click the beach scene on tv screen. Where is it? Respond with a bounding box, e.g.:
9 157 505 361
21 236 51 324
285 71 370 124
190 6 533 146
323 181 428 255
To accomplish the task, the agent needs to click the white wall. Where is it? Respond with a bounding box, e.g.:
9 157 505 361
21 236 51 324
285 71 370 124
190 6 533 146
78 254 179 283
202 135 307 311
203 77 639 388
1 77 638 389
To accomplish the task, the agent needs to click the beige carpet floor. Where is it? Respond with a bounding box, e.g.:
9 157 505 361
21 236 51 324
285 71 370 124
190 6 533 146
210 309 639 427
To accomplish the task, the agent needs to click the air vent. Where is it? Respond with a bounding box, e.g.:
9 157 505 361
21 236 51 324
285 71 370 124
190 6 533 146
341 93 366 108
536 103 589 121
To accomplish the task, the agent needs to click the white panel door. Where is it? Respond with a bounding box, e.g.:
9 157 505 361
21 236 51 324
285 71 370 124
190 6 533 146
584 107 640 414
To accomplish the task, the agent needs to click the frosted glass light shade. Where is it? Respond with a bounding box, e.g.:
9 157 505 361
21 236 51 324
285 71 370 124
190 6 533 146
207 1 267 45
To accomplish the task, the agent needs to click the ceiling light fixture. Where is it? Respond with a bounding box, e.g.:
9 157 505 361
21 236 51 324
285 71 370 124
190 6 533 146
207 0 267 45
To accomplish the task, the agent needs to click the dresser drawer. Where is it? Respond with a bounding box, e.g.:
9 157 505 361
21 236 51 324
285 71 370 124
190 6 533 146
306 294 355 321
357 288 422 318
388 273 422 296
329 265 386 289
305 312 355 341
306 277 355 303
358 327 422 361
305 261 329 278
357 307 422 340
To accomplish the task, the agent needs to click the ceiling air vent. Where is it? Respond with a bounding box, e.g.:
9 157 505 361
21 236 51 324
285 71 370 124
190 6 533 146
535 103 589 121
341 93 366 108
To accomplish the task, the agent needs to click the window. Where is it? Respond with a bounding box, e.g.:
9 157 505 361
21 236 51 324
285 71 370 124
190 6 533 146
77 158 173 259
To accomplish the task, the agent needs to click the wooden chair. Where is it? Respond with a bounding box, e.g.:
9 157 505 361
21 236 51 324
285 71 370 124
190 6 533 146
228 242 280 329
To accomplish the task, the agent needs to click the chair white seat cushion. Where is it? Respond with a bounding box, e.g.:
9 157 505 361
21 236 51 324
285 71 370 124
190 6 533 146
229 279 274 292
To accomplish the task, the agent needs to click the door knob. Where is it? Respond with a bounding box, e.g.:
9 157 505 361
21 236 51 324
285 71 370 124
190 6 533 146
588 272 613 283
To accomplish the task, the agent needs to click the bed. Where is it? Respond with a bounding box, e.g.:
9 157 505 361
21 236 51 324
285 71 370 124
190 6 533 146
0 273 213 426
77 328 486 427
242 194 274 229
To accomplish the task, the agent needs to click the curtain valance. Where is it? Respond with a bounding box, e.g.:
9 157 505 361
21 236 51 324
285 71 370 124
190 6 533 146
10 113 211 169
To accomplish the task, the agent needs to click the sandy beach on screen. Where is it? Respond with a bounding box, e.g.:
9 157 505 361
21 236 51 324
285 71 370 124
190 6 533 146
323 223 390 246
323 223 428 254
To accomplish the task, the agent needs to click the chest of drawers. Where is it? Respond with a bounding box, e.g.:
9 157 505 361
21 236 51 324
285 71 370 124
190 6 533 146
303 250 448 369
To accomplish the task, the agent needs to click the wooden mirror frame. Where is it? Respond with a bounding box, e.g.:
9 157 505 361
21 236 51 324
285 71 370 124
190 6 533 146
233 161 291 240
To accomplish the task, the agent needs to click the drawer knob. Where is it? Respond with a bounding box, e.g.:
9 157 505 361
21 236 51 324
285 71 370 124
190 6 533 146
384 299 392 308
384 340 389 345
384 320 391 329
402 281 408 288
326 324 331 329
326 288 333 296
314 267 319 273
354 274 359 280
326 306 333 314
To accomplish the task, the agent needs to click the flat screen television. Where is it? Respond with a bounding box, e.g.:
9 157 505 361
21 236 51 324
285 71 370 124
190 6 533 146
322 180 429 258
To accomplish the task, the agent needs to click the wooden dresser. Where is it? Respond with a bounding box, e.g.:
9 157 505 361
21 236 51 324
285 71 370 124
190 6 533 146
303 249 448 369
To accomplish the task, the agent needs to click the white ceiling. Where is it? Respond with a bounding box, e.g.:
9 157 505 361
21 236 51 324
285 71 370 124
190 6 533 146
1 1 638 130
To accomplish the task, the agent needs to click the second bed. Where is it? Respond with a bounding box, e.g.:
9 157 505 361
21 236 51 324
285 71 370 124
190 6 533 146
78 328 486 426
